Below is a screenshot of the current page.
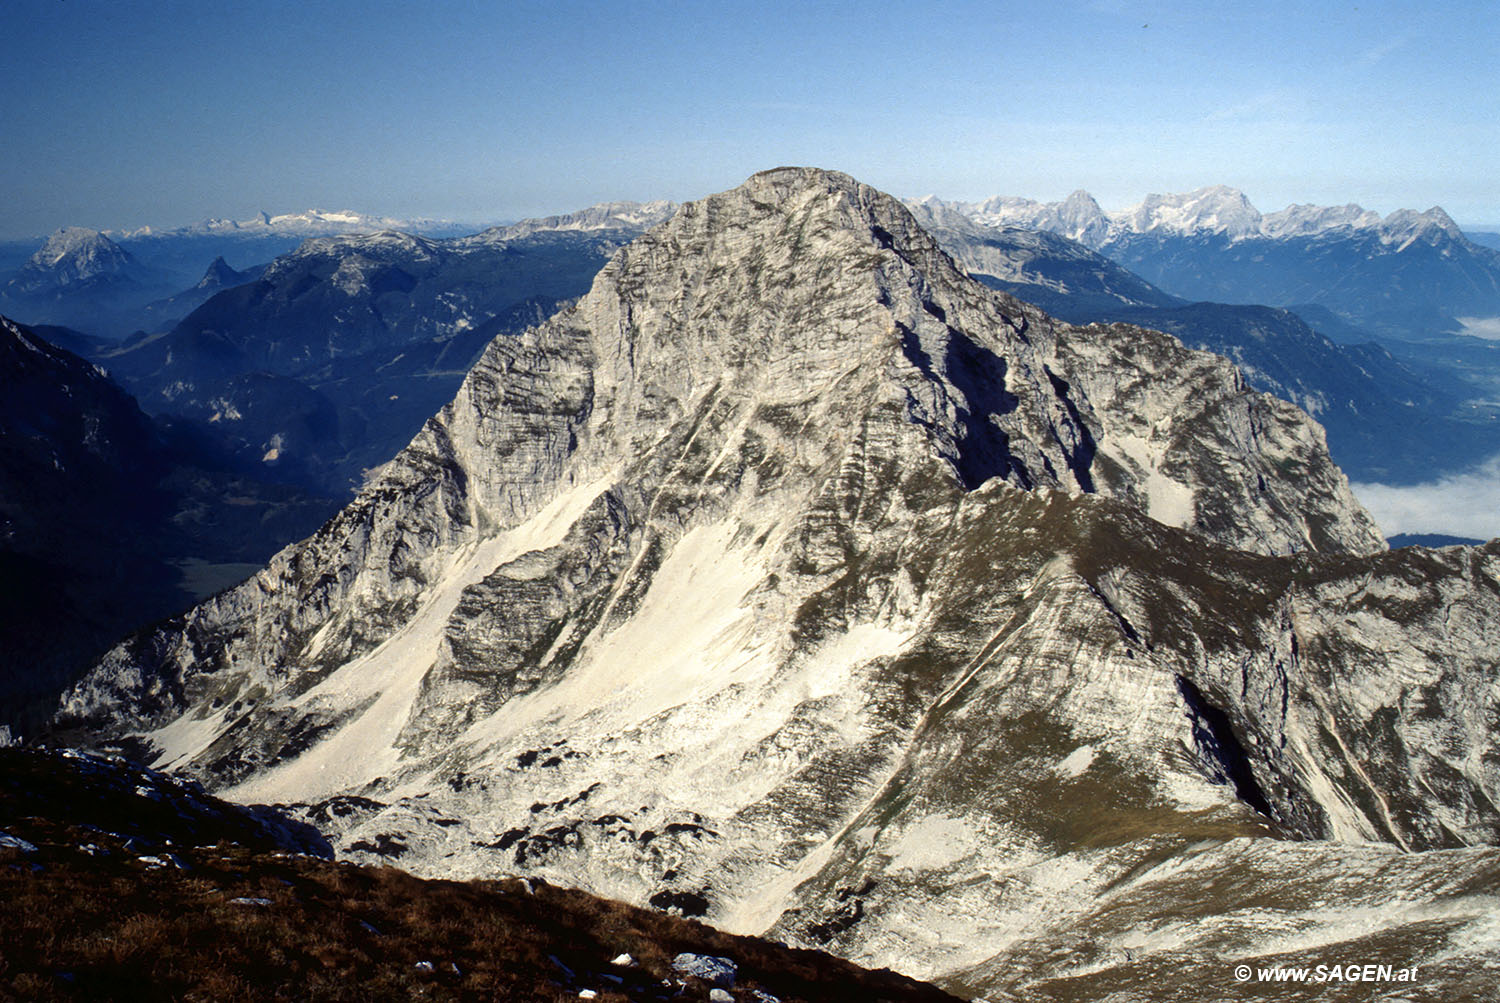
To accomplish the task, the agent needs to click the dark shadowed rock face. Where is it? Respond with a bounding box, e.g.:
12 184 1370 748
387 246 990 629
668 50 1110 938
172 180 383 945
0 317 180 716
0 315 336 734
54 169 1500 1000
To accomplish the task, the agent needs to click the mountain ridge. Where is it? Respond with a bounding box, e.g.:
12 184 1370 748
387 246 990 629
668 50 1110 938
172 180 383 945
922 186 1500 340
927 184 1477 246
112 207 481 242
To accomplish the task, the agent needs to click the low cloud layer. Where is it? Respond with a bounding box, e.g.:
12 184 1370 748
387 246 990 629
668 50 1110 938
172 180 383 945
1352 456 1500 541
1458 316 1500 340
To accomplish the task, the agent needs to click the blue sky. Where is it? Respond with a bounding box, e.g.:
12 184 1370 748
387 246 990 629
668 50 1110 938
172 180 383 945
1 0 1495 238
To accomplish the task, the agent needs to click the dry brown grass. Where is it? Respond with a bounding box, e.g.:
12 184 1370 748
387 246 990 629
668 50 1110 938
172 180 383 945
0 816 962 1002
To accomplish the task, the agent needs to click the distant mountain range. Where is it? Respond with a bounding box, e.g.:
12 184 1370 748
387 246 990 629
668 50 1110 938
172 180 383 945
89 202 677 496
110 207 482 242
0 210 497 337
921 184 1470 247
918 186 1500 340
906 200 1500 484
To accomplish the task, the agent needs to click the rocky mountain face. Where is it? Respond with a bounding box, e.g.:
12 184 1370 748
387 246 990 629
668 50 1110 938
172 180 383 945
927 187 1500 340
907 204 1500 484
54 169 1500 1001
93 203 675 496
1073 302 1500 484
9 227 138 292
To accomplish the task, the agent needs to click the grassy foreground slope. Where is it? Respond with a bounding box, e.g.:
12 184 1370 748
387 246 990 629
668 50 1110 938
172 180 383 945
0 748 960 1003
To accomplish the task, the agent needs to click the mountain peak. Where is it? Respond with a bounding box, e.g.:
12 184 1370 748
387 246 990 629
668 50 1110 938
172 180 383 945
1126 185 1262 237
59 169 1387 767
744 164 859 190
194 256 247 290
69 169 1492 1003
733 166 927 233
10 227 136 293
1055 189 1110 241
32 226 129 268
1379 205 1465 246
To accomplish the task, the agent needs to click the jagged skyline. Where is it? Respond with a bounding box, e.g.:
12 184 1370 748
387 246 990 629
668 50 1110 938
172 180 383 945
2 0 1495 239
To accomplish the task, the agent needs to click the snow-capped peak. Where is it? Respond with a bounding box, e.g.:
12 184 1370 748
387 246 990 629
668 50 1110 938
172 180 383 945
115 209 471 241
1261 202 1383 238
1123 185 1263 238
32 227 128 268
1378 206 1465 247
1054 190 1111 242
925 193 1111 245
14 228 136 288
934 185 1477 250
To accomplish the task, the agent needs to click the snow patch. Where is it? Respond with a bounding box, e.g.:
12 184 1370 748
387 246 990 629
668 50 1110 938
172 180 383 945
1054 745 1096 779
886 816 976 873
148 706 236 771
1157 767 1238 811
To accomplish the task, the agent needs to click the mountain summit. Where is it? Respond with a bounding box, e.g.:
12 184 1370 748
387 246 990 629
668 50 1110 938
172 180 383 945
7 227 138 295
193 256 252 291
57 168 1500 1000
